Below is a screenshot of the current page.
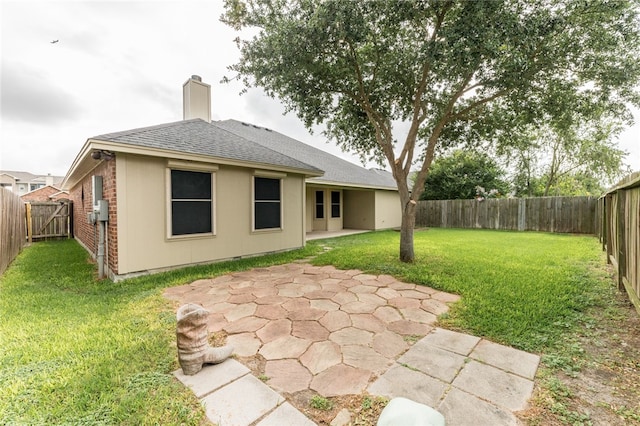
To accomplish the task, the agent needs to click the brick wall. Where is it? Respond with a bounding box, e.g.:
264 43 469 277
69 159 118 275
21 186 68 202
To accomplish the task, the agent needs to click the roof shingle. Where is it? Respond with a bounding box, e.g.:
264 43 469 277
92 119 322 174
215 119 397 190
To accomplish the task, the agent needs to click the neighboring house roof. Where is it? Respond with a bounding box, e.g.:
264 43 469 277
91 119 323 175
0 171 64 185
21 185 69 202
215 119 398 190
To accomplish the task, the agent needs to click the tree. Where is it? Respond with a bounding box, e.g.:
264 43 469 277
222 0 640 262
512 170 611 197
419 150 509 200
505 116 629 196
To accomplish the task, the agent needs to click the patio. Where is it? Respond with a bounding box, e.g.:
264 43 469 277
164 262 540 425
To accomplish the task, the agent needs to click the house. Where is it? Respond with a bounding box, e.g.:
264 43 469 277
0 171 63 196
214 120 400 233
62 76 400 281
20 185 69 202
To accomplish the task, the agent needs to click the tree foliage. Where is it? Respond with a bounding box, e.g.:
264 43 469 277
419 150 509 200
222 0 640 262
504 115 629 196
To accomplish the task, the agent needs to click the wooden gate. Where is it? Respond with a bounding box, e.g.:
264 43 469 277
26 201 73 241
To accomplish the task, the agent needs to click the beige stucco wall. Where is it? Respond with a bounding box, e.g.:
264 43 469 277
374 190 402 230
305 189 314 232
343 189 375 230
115 153 305 276
342 189 401 230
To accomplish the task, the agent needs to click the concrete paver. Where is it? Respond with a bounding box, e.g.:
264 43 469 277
368 364 449 407
256 402 316 426
174 359 249 398
452 360 535 411
310 364 371 396
167 263 541 426
421 326 481 355
342 344 392 374
258 335 311 359
369 328 539 426
470 339 540 380
201 374 284 426
224 332 261 357
439 387 518 426
300 341 342 374
264 359 311 393
397 340 468 383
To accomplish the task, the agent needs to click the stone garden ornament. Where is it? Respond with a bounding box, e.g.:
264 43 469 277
176 303 234 375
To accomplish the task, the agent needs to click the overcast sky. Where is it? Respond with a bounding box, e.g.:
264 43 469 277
1 0 639 179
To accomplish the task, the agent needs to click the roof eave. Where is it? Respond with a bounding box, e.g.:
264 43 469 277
306 177 398 191
62 139 324 190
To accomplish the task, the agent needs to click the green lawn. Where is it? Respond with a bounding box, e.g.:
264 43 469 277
311 229 611 352
0 240 320 425
0 229 614 424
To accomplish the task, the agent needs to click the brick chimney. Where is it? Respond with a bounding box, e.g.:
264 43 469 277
183 75 211 122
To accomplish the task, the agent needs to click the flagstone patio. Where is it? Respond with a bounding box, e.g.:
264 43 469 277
165 262 540 426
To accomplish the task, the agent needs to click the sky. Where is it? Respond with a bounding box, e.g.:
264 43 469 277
1 0 639 180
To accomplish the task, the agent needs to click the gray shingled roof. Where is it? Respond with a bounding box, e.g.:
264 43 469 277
0 170 64 185
91 119 322 174
215 120 398 190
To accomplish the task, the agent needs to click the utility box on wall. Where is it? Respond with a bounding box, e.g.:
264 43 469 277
89 176 108 222
95 199 109 222
92 175 103 207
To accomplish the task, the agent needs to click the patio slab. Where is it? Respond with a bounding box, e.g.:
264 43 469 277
201 374 284 426
167 263 540 425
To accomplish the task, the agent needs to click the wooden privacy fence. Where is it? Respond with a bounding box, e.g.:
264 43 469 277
0 187 26 275
598 172 640 314
416 196 597 234
26 201 73 241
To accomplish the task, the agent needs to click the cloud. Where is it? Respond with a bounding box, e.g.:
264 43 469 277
1 61 82 125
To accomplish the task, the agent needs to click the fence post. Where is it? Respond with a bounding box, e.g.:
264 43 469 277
517 198 525 231
26 202 33 244
616 190 626 291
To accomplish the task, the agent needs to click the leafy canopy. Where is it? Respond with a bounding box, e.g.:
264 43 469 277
504 115 629 196
419 150 509 200
223 0 640 261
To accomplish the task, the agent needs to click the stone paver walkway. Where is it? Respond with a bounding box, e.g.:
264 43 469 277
165 263 540 426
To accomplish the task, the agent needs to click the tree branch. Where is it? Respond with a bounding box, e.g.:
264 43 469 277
345 39 396 165
449 88 509 121
397 7 449 175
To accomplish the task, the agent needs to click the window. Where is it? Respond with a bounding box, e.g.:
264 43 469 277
254 177 281 230
170 169 213 236
315 191 324 219
331 191 341 218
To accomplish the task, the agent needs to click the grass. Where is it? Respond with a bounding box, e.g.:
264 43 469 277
309 395 334 411
0 240 320 425
309 228 610 353
0 228 616 424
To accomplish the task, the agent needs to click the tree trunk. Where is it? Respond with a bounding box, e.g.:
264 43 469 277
399 199 417 263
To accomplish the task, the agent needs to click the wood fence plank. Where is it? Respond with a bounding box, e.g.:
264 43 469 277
417 196 597 234
598 172 640 315
0 188 26 275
